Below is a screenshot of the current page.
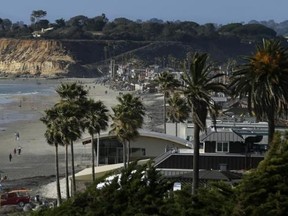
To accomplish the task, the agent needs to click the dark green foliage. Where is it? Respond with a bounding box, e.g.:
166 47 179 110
0 11 282 42
32 163 240 216
33 162 174 216
161 182 235 216
191 182 235 216
230 39 288 144
218 23 243 33
181 52 227 194
234 132 288 215
219 23 276 39
110 93 145 166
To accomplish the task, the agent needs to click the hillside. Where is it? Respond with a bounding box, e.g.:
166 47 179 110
0 38 255 77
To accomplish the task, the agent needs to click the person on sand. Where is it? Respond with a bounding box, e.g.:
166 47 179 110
14 148 16 154
9 153 12 162
17 146 22 155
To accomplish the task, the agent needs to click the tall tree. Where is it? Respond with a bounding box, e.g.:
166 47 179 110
84 99 109 181
181 52 226 194
230 39 288 145
167 92 190 137
234 132 288 215
56 82 88 195
155 71 181 134
110 93 145 167
54 102 83 198
40 107 64 206
31 10 47 24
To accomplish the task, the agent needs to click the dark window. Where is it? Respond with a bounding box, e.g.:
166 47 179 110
216 142 228 152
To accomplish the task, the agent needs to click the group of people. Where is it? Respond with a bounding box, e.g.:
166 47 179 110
9 146 22 162
9 132 22 162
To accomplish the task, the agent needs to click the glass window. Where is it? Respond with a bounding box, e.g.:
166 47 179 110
216 142 228 152
217 143 222 151
223 143 228 152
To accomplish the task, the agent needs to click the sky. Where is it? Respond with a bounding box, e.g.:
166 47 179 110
1 0 288 25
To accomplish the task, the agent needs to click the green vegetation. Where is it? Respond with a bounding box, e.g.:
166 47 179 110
83 99 109 181
167 92 190 137
110 93 145 167
41 81 92 202
234 132 288 215
155 71 181 134
0 10 284 41
181 53 227 194
230 39 288 145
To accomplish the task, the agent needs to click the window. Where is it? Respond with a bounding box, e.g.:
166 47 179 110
216 142 228 152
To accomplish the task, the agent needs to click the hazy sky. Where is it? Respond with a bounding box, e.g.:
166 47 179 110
1 0 287 25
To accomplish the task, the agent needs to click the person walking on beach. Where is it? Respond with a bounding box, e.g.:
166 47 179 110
9 153 12 162
17 146 22 155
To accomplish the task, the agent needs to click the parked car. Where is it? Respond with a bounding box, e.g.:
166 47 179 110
0 190 31 207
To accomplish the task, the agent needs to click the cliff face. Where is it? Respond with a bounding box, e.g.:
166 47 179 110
0 39 76 76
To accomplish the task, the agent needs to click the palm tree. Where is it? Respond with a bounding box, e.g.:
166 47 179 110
84 99 109 181
110 93 145 167
56 82 88 101
155 71 181 134
55 102 83 198
56 82 88 195
40 107 64 206
181 52 226 194
167 92 190 137
230 39 288 145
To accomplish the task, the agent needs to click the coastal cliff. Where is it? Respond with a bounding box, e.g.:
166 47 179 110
0 39 76 77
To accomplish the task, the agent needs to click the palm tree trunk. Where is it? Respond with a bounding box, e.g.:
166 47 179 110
91 134 95 182
127 140 130 165
70 141 76 195
97 133 100 166
55 145 62 206
123 141 127 168
192 123 200 195
267 111 275 146
65 144 70 199
175 122 178 137
164 94 167 134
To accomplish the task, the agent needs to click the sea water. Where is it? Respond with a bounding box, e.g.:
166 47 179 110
0 80 58 127
0 82 56 103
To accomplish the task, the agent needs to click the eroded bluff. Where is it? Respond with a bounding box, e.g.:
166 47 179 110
0 39 131 77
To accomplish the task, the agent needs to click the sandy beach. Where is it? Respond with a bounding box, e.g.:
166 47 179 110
0 79 121 193
0 78 164 198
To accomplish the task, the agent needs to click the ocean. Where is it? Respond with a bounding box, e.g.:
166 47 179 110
0 79 59 127
0 81 56 104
